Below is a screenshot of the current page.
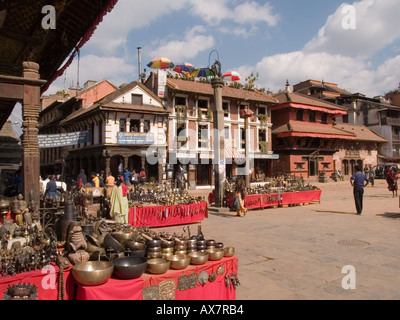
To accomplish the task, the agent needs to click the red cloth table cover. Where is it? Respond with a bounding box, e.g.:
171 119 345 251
0 264 74 300
280 190 322 205
128 202 208 227
75 256 238 301
227 190 321 210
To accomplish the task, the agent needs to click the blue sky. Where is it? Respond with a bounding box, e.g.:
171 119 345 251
43 0 400 97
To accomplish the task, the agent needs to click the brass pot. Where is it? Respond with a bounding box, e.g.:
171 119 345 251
215 242 224 249
174 244 187 251
110 231 138 244
72 261 114 286
188 251 209 265
168 254 191 270
162 252 174 260
224 247 235 257
162 247 174 254
125 240 146 251
174 250 187 256
207 248 224 261
146 258 170 274
146 251 162 259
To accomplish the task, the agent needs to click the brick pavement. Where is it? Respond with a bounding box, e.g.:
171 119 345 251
181 179 400 300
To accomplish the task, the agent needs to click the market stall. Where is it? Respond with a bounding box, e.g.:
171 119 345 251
74 256 238 300
128 202 208 228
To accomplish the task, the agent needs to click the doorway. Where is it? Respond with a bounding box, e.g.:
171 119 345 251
309 159 317 177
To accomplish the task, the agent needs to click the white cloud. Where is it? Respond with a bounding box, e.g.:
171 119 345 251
233 1 279 26
85 0 188 55
46 55 136 94
304 0 400 57
147 26 215 63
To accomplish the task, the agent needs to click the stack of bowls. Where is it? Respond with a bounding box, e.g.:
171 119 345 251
206 239 216 250
186 239 197 254
161 238 175 260
124 240 146 258
174 238 187 256
216 242 224 249
146 238 163 260
197 239 207 252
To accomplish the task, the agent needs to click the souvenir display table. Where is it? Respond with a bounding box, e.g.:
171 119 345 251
227 189 322 210
74 256 238 301
0 264 74 300
128 202 208 228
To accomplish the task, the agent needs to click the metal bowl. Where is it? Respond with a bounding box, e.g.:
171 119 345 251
161 239 175 248
147 258 170 274
224 247 235 257
162 252 174 260
146 238 163 247
206 240 216 247
197 239 207 246
103 234 125 252
146 251 162 259
215 242 224 249
125 249 146 258
174 244 187 251
147 246 162 253
110 231 138 244
72 261 114 286
187 239 197 245
162 247 174 254
174 250 187 256
207 248 225 261
188 251 209 265
174 238 187 246
113 257 148 279
125 240 146 251
168 254 191 270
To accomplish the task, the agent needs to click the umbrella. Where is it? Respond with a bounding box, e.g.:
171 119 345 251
173 63 196 74
191 67 214 78
147 57 175 70
223 71 241 82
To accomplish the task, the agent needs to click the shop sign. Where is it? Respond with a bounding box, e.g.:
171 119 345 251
118 132 154 145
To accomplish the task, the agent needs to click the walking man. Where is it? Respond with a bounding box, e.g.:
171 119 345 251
350 165 369 215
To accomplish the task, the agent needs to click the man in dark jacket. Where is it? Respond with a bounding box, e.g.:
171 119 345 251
350 165 369 215
46 175 58 200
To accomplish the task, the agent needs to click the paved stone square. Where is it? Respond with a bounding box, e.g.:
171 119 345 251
181 178 400 300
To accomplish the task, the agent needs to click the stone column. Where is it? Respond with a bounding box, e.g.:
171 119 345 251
211 77 225 207
21 62 41 204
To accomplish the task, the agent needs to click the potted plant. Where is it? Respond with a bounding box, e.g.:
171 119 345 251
259 141 269 154
258 114 268 126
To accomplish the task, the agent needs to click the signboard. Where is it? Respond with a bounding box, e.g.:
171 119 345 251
158 70 167 98
118 132 154 145
39 131 90 148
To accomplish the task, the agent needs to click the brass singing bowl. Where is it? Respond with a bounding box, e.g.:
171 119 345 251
125 240 146 251
110 231 138 244
206 248 225 261
146 258 171 274
72 261 114 286
188 251 209 265
224 247 235 257
168 255 191 270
